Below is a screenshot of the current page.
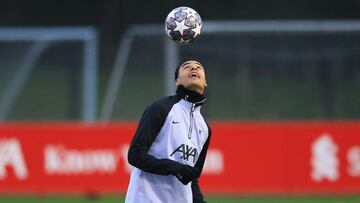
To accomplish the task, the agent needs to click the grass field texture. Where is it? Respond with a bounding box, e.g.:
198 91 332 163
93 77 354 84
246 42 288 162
1 195 360 203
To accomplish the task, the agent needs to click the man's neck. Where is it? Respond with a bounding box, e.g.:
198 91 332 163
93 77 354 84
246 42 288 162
185 85 204 95
176 85 206 105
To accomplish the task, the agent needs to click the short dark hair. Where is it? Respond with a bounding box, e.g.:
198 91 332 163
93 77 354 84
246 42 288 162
175 58 203 81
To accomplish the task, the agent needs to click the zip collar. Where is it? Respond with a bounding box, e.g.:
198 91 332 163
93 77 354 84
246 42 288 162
176 85 206 107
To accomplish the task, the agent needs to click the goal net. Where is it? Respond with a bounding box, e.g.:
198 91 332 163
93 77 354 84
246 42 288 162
102 20 360 120
0 27 98 122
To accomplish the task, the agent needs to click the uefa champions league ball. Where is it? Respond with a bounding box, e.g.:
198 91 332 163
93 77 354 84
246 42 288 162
165 7 203 44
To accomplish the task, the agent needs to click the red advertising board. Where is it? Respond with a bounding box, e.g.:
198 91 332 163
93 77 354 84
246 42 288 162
204 121 360 194
0 121 360 194
0 123 135 194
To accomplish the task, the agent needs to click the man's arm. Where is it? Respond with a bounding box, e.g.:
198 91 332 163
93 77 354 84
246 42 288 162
192 179 206 203
192 127 212 202
194 129 211 173
128 99 199 181
128 101 179 175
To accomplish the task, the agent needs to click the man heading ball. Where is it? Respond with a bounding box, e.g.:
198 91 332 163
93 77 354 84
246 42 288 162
125 59 211 203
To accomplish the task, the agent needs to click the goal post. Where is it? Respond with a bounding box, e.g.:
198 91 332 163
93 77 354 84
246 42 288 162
0 27 98 122
101 20 360 121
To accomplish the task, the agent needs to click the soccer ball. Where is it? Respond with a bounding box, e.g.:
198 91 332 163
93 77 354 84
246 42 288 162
165 7 202 44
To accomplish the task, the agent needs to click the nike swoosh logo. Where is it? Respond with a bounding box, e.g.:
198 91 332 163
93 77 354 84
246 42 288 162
172 121 180 124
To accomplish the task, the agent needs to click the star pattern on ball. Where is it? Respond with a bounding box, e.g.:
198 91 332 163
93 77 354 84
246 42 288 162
165 7 202 44
172 19 187 36
192 22 202 37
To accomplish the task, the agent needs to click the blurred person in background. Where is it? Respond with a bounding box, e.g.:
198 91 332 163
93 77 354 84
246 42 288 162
125 59 212 203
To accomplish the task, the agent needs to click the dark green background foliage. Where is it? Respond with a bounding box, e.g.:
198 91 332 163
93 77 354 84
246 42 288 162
0 0 359 121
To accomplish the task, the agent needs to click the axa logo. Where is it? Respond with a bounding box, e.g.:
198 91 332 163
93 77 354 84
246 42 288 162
0 138 28 180
311 134 339 182
170 144 198 163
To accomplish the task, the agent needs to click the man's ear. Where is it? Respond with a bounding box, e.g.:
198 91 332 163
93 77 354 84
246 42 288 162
176 79 180 86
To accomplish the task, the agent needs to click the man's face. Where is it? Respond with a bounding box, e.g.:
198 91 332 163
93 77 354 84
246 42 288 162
176 60 207 94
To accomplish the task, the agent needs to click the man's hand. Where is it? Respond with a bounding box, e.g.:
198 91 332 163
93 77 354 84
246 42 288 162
173 164 200 185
